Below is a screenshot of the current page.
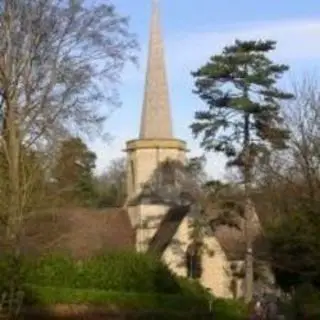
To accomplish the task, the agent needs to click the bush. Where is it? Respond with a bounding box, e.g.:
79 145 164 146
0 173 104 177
25 254 76 288
1 252 209 295
0 251 250 318
177 277 211 299
0 253 29 291
210 298 248 320
22 251 181 294
284 284 320 319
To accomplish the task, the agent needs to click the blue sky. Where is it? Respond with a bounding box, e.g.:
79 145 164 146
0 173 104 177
91 0 320 179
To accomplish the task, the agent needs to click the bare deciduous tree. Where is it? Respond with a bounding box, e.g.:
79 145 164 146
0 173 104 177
253 76 320 296
95 157 127 207
257 74 320 212
0 0 137 252
284 75 320 200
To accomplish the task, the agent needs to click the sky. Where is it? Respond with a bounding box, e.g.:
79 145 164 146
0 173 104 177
91 0 320 179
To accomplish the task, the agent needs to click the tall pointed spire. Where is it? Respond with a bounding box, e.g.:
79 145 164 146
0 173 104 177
139 0 173 139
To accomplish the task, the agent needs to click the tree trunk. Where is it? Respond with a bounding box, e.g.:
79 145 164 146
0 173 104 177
5 100 22 255
243 112 254 303
1 98 23 297
244 198 254 303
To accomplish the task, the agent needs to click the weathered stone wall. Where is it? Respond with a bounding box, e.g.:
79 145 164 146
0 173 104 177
163 216 233 298
126 139 186 248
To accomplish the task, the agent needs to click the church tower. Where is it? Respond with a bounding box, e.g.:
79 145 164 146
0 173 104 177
125 0 187 251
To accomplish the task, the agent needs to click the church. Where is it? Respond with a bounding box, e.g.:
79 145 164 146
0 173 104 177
19 1 270 300
123 1 255 299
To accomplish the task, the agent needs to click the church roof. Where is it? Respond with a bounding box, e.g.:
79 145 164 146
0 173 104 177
211 200 267 261
147 205 190 256
214 224 267 261
147 203 265 261
3 204 266 262
15 207 135 258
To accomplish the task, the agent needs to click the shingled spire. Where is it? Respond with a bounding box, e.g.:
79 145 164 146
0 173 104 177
139 0 173 139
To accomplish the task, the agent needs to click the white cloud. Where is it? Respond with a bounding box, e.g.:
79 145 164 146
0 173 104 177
121 19 320 86
166 19 320 77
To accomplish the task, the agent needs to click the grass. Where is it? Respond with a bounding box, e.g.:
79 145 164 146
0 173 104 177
26 285 209 312
24 286 248 320
0 253 248 319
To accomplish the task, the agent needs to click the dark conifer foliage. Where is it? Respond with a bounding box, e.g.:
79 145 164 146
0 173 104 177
191 40 294 170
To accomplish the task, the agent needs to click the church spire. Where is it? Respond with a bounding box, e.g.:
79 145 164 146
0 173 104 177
139 0 173 139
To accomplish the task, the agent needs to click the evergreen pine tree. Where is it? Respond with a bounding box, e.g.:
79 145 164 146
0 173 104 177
191 39 294 302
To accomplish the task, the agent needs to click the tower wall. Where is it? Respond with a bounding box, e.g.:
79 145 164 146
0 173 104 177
126 139 187 251
124 1 188 253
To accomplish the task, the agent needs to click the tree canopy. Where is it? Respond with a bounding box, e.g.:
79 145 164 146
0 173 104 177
52 137 97 206
191 40 293 170
94 157 127 207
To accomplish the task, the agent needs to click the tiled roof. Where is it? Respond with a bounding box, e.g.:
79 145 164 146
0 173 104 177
147 205 190 256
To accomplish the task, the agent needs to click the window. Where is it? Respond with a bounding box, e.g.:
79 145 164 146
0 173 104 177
161 160 176 186
130 160 135 191
186 242 202 279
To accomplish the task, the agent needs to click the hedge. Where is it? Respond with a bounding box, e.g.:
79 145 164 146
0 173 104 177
0 252 248 319
0 252 210 299
0 251 181 294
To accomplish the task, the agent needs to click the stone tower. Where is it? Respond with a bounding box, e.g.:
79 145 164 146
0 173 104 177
125 0 187 251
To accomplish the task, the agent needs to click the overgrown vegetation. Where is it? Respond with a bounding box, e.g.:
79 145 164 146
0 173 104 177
0 252 177 293
42 136 127 208
0 251 248 319
94 157 127 207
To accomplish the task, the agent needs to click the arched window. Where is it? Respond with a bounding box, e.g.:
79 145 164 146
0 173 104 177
161 160 176 186
186 242 202 279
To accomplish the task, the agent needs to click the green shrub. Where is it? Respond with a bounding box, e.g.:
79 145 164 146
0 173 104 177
210 298 248 320
23 251 180 294
0 253 28 291
0 251 249 318
77 252 180 293
25 254 77 288
285 284 320 319
177 277 211 299
0 251 212 299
